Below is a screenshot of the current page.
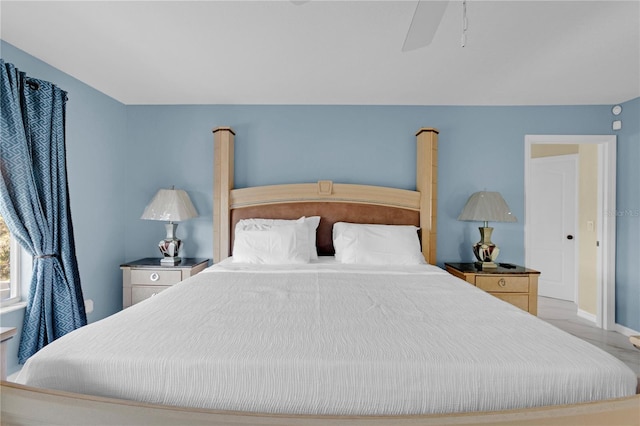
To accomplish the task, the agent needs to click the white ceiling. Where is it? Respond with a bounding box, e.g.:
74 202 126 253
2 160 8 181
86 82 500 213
1 0 638 106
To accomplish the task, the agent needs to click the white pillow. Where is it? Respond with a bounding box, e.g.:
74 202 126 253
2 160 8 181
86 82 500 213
235 216 321 259
233 223 311 264
332 222 425 265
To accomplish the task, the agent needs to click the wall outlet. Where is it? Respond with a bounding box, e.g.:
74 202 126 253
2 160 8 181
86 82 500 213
84 299 94 314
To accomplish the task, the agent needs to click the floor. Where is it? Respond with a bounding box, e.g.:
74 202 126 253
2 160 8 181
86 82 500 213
537 296 640 376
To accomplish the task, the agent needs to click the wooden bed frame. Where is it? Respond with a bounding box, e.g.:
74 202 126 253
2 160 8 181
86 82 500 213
2 381 638 426
2 126 638 425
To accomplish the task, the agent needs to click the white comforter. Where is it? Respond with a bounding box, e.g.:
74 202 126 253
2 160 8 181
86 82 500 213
16 259 637 415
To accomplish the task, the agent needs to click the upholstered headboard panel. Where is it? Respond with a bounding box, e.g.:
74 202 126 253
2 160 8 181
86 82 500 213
230 202 420 256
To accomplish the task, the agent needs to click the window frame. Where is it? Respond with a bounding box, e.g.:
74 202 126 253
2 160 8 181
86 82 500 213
1 229 22 307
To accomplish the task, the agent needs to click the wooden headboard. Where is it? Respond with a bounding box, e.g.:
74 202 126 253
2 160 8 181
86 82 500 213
213 127 439 263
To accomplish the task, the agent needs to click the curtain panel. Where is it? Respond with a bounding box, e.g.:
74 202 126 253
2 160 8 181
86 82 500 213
0 60 86 363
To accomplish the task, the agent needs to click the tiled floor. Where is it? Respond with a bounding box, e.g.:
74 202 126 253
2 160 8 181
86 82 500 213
538 296 640 376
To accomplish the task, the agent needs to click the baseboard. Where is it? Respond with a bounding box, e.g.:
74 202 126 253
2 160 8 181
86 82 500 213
614 323 640 337
577 309 597 324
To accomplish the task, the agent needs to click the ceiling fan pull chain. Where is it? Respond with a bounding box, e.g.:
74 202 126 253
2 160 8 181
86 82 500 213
461 0 468 47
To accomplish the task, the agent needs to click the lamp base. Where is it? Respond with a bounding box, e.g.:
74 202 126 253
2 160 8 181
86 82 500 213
472 227 500 267
158 223 183 265
474 261 498 269
160 256 181 265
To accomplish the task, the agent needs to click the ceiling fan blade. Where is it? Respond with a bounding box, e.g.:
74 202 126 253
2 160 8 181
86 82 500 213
402 0 450 52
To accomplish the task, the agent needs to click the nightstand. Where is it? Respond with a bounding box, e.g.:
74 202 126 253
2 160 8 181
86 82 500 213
1 327 17 381
445 262 540 315
121 258 210 308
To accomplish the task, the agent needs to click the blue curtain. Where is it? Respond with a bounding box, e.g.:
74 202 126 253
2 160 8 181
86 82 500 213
0 60 86 363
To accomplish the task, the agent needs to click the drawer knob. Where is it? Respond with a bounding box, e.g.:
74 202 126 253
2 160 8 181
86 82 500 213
150 272 160 282
498 278 507 287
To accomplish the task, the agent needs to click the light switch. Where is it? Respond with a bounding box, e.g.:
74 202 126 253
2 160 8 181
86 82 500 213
612 120 622 130
587 221 594 232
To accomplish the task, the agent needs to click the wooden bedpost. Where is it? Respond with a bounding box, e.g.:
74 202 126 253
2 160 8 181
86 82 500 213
213 127 235 263
416 128 439 265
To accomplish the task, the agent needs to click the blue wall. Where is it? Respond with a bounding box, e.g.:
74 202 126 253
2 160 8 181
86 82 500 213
615 97 640 330
126 103 639 332
124 104 612 263
2 41 639 376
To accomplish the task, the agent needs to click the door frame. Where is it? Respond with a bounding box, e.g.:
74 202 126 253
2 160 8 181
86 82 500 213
524 135 617 330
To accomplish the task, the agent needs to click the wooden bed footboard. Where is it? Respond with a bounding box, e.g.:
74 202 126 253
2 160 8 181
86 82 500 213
2 382 639 426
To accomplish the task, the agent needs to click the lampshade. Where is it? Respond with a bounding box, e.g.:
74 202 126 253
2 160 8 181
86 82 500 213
141 188 198 222
457 191 517 224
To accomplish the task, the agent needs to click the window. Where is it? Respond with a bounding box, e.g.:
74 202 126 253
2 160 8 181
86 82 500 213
0 214 21 306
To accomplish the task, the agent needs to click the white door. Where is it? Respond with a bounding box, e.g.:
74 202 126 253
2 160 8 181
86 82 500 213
527 155 578 301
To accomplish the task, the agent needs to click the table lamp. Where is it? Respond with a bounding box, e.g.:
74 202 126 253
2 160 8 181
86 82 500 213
458 191 517 268
141 187 198 265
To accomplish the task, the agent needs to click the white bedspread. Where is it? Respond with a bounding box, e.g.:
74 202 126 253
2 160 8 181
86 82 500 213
16 259 637 415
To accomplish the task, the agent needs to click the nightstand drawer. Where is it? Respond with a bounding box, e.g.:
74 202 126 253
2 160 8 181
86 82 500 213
476 276 529 293
130 269 182 286
491 293 529 311
132 285 171 304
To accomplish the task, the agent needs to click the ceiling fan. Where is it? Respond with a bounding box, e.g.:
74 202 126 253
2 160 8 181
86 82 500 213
402 0 453 51
291 0 465 51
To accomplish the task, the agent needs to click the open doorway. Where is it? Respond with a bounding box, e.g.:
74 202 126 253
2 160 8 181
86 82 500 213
524 135 616 330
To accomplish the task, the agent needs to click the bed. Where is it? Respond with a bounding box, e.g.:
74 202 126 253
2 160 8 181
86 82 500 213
2 127 638 425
